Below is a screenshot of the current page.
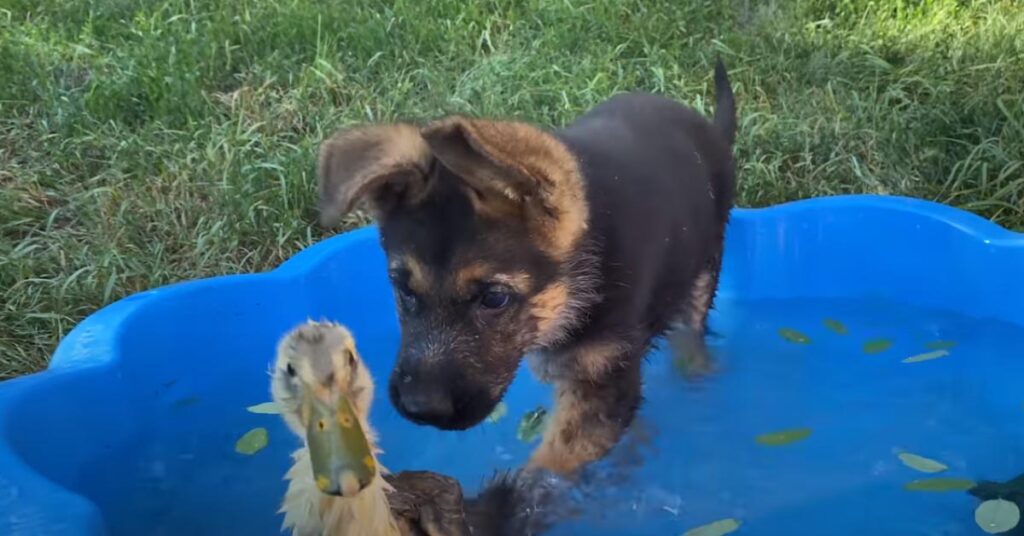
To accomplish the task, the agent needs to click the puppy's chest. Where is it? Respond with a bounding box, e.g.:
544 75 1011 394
525 342 596 383
525 349 571 384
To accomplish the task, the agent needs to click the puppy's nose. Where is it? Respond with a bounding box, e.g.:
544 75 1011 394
394 373 454 424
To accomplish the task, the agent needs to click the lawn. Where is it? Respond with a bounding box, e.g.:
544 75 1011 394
1 0 1022 378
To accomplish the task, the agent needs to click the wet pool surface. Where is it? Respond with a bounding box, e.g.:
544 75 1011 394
45 297 1024 535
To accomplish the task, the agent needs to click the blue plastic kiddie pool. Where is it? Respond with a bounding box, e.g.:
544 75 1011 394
1 195 1022 535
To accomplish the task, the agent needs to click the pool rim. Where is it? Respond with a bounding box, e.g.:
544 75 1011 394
0 193 1021 535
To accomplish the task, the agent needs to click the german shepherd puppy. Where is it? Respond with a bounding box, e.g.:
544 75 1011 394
317 60 737 476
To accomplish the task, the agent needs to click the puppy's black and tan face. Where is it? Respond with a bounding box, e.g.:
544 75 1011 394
317 117 588 430
380 173 562 429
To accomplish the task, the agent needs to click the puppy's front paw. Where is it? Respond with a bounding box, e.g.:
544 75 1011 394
668 327 716 380
527 445 581 476
526 428 610 476
385 471 471 536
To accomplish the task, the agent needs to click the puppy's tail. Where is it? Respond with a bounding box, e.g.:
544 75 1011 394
713 57 737 147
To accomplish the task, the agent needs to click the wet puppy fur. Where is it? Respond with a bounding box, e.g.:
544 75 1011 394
385 468 563 536
318 60 737 476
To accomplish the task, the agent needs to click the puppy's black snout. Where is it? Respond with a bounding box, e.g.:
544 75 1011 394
390 367 454 425
399 385 454 424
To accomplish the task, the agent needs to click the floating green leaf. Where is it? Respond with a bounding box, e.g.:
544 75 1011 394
925 340 958 351
897 452 948 473
823 318 848 335
516 407 548 443
976 499 1021 534
755 428 812 446
863 339 893 354
235 427 269 455
778 328 811 344
246 402 280 414
903 477 976 492
487 402 508 423
901 349 950 364
681 518 742 536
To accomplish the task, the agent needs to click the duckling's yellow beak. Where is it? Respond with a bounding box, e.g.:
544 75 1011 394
301 389 377 497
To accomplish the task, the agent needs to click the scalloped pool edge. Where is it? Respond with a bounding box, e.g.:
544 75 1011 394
0 194 1021 535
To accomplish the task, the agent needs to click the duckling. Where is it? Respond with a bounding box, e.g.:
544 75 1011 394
272 319 563 536
272 319 401 536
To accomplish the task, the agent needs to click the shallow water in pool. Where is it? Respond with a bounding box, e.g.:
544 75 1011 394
78 297 1024 535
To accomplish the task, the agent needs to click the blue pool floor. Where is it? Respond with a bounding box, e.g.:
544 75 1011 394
65 297 1024 535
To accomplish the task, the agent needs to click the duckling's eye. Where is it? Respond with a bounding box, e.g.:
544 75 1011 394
346 349 357 370
286 363 296 377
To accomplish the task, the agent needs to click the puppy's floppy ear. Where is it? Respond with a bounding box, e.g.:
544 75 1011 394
420 117 588 258
317 124 433 227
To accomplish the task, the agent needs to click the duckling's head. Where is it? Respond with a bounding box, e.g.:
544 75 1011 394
272 320 378 497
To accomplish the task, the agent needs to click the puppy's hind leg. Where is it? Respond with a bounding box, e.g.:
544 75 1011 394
669 252 724 379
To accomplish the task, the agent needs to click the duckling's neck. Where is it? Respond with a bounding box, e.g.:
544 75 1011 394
281 428 401 536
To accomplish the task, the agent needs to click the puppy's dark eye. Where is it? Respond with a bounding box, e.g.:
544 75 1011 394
479 289 511 310
399 289 416 308
394 284 419 313
285 363 296 377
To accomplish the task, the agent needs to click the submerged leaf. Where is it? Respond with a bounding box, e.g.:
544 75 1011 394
901 350 950 364
681 518 742 536
904 478 976 492
925 340 958 351
975 499 1021 534
235 427 269 455
246 402 280 414
823 318 848 335
863 339 893 354
173 396 201 408
517 407 548 443
755 428 812 446
898 452 948 473
778 328 811 344
487 402 508 423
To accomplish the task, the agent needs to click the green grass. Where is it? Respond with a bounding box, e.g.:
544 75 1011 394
1 0 1022 378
